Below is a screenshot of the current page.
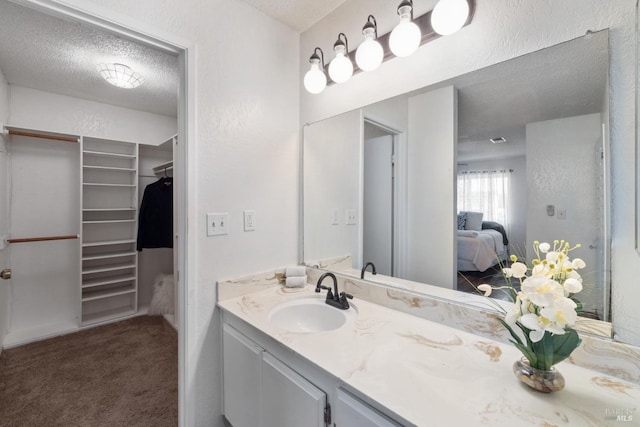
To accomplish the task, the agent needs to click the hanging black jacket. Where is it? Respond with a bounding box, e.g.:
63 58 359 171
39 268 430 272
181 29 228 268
137 177 173 251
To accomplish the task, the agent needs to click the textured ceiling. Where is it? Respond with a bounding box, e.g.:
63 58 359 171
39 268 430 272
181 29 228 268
0 1 178 117
451 30 608 162
237 0 349 32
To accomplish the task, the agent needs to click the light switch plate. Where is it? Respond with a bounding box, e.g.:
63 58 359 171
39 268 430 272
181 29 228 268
346 209 357 225
557 208 566 220
207 213 229 236
331 208 339 225
244 210 256 231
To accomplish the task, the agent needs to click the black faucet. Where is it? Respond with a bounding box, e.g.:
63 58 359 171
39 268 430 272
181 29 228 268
360 262 377 279
315 272 353 310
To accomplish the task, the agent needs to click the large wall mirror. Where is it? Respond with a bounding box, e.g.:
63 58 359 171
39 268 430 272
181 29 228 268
303 30 611 335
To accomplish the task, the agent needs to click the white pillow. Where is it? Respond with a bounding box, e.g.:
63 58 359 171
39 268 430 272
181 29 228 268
462 211 483 231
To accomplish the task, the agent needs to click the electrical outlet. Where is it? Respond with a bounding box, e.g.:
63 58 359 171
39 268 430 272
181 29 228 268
546 205 555 216
346 209 357 225
244 210 256 231
207 213 229 236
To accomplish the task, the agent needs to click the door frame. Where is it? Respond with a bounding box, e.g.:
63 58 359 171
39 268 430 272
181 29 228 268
362 117 407 279
13 1 196 424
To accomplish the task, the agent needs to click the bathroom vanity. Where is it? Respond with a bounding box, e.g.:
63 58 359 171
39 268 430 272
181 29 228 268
218 270 640 427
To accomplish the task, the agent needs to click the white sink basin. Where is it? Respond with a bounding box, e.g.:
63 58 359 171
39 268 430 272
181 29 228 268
268 297 357 333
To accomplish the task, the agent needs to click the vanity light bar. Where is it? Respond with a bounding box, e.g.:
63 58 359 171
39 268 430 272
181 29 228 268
490 137 507 144
304 0 476 93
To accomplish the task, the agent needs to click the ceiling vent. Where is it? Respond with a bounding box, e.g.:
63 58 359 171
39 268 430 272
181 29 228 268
490 137 507 144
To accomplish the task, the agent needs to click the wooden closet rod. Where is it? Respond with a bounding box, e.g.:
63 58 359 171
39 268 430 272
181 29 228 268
6 234 79 244
7 129 79 143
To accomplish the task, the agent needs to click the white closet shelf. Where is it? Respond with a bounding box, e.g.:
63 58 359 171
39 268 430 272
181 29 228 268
82 307 137 326
81 284 136 302
82 239 136 248
82 183 136 187
82 274 136 289
152 160 173 174
82 250 137 261
82 165 136 172
82 264 136 275
83 150 136 159
82 219 136 224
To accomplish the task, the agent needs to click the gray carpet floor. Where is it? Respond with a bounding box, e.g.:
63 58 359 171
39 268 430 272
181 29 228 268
0 316 178 427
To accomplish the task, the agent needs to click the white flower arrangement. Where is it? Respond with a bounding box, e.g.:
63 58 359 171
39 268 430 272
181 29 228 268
477 240 584 370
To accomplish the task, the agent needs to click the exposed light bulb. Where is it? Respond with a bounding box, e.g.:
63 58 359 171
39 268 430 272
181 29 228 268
389 2 421 58
304 63 327 94
431 0 470 36
303 48 327 94
328 34 353 83
355 16 384 72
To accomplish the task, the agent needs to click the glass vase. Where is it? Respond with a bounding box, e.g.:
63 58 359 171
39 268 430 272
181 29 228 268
513 358 565 393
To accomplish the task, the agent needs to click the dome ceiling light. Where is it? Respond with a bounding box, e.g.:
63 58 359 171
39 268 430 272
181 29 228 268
97 63 144 89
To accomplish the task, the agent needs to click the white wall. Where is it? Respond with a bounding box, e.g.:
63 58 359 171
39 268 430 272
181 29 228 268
526 113 602 315
407 86 457 288
0 66 8 123
303 109 361 265
9 86 176 145
0 66 10 349
457 156 527 254
301 0 639 346
4 135 80 346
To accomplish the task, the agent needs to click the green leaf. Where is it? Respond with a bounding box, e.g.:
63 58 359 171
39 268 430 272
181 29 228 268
551 329 582 365
571 297 583 313
497 318 523 346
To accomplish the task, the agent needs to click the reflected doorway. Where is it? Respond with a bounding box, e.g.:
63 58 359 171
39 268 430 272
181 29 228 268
363 120 400 277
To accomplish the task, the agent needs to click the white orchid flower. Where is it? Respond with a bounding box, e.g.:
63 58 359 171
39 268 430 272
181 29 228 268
531 263 549 277
521 276 563 307
572 258 586 269
477 284 492 296
538 242 551 253
505 292 526 325
502 267 513 278
510 262 528 279
540 297 578 329
546 251 559 264
563 277 583 294
519 313 546 342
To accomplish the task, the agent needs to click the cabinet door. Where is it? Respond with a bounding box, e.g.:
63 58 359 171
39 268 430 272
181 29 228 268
261 352 326 427
222 324 263 427
335 387 402 427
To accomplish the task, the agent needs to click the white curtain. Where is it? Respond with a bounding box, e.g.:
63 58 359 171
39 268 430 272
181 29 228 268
457 170 511 229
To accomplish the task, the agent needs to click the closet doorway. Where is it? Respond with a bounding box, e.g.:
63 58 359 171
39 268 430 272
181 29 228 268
0 1 191 424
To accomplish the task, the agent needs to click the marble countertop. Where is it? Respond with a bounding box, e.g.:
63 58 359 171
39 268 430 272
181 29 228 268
218 284 640 426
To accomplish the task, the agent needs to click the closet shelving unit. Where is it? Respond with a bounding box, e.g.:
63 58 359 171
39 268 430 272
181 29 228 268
81 137 139 326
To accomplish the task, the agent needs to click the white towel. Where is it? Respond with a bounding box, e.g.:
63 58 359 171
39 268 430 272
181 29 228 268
285 266 306 277
285 276 306 288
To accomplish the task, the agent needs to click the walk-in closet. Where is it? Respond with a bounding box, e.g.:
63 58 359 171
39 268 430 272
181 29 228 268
0 1 180 424
1 115 177 344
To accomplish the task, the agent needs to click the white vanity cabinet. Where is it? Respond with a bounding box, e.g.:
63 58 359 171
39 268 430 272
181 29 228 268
334 388 403 427
221 319 408 427
222 324 328 427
